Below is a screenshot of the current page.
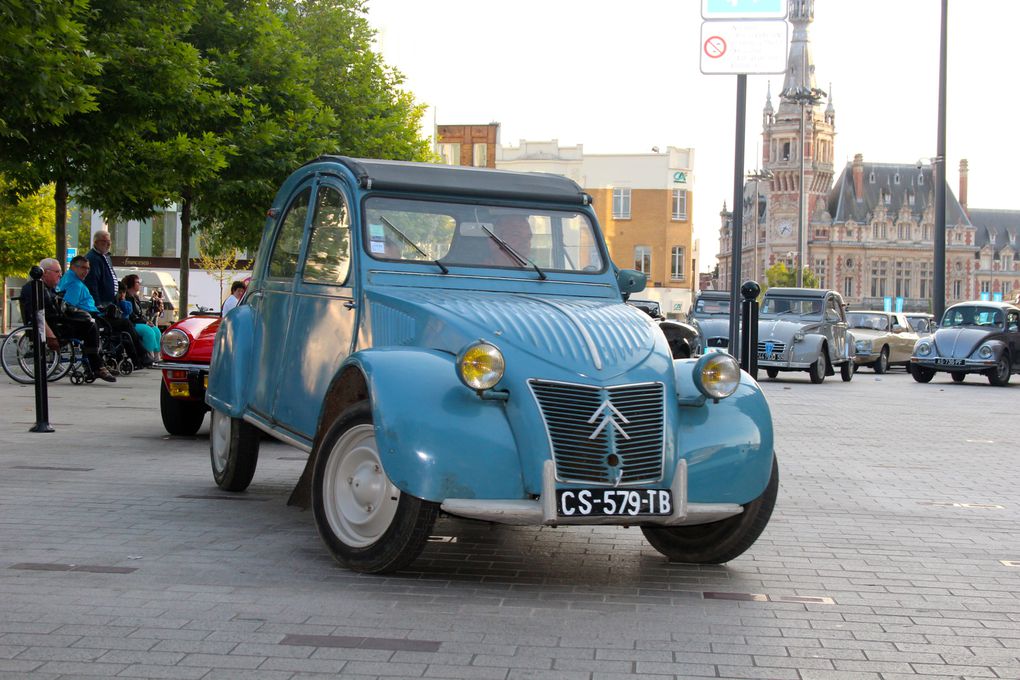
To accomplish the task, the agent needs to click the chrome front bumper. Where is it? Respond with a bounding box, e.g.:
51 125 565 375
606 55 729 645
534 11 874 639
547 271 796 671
911 357 995 372
440 459 744 527
757 358 812 369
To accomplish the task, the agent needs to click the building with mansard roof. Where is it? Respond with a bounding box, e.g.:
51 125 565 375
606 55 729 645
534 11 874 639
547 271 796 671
715 0 1016 311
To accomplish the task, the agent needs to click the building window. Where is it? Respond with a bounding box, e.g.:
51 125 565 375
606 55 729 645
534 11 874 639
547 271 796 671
1004 253 1015 270
670 246 685 280
919 261 932 299
980 280 990 294
438 143 461 165
872 222 887 240
634 245 651 274
923 224 931 240
894 173 900 184
844 276 853 298
671 189 687 221
870 260 888 298
869 172 876 184
472 143 488 167
814 258 827 289
613 188 632 219
894 260 912 298
782 142 791 161
908 191 915 206
918 172 924 185
953 279 962 299
897 223 909 240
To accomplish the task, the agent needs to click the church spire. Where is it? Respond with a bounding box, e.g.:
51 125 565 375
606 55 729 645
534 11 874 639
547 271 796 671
778 0 819 118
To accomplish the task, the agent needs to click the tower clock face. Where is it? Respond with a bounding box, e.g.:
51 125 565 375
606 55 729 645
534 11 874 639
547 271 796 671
777 219 793 237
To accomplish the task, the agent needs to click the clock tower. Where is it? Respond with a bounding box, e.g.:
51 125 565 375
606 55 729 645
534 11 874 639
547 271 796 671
760 0 835 273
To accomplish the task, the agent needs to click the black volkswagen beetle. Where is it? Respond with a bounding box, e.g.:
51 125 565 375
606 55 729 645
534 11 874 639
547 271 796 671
910 302 1020 386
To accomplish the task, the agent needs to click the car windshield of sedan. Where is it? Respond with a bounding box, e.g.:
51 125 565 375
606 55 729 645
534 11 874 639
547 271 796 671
906 317 929 332
760 297 823 318
941 306 1004 329
847 312 890 331
695 298 730 315
363 197 605 273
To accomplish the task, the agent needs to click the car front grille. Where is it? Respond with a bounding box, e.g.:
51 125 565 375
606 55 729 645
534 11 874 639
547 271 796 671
529 380 665 485
757 340 787 355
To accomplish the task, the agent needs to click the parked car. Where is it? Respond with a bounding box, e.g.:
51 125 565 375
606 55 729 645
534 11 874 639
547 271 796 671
904 312 936 336
689 290 732 351
204 156 778 574
910 302 1020 386
627 299 700 359
847 311 919 373
757 287 855 383
156 313 220 435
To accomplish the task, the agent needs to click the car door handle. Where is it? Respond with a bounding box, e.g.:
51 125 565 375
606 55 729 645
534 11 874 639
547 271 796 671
343 300 356 310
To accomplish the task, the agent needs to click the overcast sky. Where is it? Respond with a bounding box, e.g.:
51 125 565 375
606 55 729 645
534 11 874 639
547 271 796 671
365 0 1014 271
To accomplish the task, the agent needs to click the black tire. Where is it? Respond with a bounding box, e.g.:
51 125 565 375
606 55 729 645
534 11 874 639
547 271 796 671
873 346 889 374
840 360 853 382
312 401 438 574
809 353 826 383
951 372 965 383
988 355 1011 387
641 456 779 564
765 368 779 379
209 408 260 491
911 364 936 383
160 381 207 435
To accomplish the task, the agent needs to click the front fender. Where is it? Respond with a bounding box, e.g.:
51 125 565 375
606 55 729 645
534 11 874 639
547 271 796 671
345 348 525 503
790 334 825 364
672 360 774 504
206 305 256 418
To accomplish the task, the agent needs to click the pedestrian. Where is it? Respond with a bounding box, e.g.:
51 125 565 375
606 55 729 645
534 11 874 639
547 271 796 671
221 280 246 315
84 230 118 306
21 258 115 382
117 274 162 363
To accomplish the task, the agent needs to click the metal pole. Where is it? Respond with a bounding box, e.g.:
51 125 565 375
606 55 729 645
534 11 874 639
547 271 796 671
727 74 747 357
28 266 54 433
933 0 948 320
797 101 806 287
753 179 759 284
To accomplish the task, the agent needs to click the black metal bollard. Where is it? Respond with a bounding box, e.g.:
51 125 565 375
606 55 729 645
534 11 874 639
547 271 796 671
28 266 54 433
739 281 760 380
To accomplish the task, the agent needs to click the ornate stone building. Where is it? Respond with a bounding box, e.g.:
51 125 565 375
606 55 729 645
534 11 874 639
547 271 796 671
716 0 989 312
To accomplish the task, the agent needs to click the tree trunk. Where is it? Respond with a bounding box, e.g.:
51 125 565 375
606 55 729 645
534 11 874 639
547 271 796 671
178 191 192 322
55 178 68 272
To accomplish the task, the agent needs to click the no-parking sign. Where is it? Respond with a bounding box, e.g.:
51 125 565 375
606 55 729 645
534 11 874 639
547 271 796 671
699 20 788 75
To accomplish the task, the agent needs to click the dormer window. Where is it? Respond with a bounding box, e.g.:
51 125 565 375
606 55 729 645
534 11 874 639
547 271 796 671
894 173 900 184
908 191 915 206
881 189 891 204
918 173 924 185
869 172 876 184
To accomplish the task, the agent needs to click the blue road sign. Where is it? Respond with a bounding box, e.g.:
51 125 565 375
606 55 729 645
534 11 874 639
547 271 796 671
703 0 787 20
883 297 892 312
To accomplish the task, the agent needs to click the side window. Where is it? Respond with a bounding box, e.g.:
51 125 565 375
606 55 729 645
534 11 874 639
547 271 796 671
825 298 840 321
268 188 311 279
1007 312 1019 332
303 186 351 285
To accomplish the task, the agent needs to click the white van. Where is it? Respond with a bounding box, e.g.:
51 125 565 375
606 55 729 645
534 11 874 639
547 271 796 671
118 268 181 329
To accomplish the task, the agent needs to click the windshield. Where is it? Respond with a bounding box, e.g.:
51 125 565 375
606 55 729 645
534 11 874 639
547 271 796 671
760 296 823 318
847 312 890 331
695 297 730 315
941 306 1004 329
363 197 605 273
907 316 929 332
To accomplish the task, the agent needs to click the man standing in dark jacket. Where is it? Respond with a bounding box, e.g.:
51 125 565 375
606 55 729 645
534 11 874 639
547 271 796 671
84 230 118 306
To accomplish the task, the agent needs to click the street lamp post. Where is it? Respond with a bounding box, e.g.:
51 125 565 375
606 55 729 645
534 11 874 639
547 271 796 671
780 86 826 287
747 169 774 285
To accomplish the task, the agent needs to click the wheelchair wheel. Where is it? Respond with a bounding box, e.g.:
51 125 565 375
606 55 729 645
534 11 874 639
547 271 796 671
119 358 134 376
48 342 75 382
1 326 60 384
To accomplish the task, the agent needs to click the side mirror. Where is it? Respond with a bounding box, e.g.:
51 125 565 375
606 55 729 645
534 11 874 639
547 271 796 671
616 269 647 296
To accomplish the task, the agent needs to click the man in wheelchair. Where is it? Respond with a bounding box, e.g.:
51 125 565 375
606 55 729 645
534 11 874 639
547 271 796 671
18 258 116 383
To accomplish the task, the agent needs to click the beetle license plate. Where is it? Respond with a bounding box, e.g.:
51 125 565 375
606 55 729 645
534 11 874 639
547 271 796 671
933 358 965 366
557 489 673 517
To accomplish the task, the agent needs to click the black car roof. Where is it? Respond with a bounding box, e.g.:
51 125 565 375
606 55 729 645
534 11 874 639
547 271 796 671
762 287 832 299
697 290 731 299
302 156 591 205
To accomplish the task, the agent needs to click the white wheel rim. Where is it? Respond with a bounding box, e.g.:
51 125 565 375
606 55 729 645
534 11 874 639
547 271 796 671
322 424 400 548
210 410 230 474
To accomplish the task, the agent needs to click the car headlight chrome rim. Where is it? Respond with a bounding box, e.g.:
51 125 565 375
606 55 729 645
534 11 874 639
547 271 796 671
161 328 190 358
693 352 740 401
855 340 871 352
916 341 932 357
978 345 993 359
456 341 505 391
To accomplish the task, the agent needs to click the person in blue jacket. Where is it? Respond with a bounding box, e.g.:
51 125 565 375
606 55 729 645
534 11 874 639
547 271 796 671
84 230 118 307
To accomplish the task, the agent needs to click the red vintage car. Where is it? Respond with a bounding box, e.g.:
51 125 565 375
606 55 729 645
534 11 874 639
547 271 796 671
157 313 220 435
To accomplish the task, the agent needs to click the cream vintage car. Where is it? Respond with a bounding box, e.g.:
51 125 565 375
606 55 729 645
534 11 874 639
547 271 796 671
847 311 919 373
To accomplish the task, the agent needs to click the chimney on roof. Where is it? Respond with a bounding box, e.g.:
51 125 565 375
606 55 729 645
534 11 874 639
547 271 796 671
852 154 864 201
959 159 969 215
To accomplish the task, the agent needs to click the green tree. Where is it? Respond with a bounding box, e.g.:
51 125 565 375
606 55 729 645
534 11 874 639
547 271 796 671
0 179 58 329
763 262 818 294
0 0 101 138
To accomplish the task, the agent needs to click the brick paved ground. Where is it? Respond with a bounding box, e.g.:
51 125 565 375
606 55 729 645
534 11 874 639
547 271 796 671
0 366 1018 679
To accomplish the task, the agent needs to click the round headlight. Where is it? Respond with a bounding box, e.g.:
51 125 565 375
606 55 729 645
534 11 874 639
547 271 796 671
161 328 191 358
855 339 871 352
456 342 505 391
916 341 932 357
693 352 741 400
793 332 805 343
978 345 993 359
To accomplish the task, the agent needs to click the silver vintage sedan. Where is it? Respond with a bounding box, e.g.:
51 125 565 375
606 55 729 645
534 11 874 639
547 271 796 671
910 302 1020 386
848 311 919 373
757 288 855 383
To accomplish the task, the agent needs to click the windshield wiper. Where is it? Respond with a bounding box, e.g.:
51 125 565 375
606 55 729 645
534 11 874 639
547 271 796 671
480 225 547 280
378 216 448 274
